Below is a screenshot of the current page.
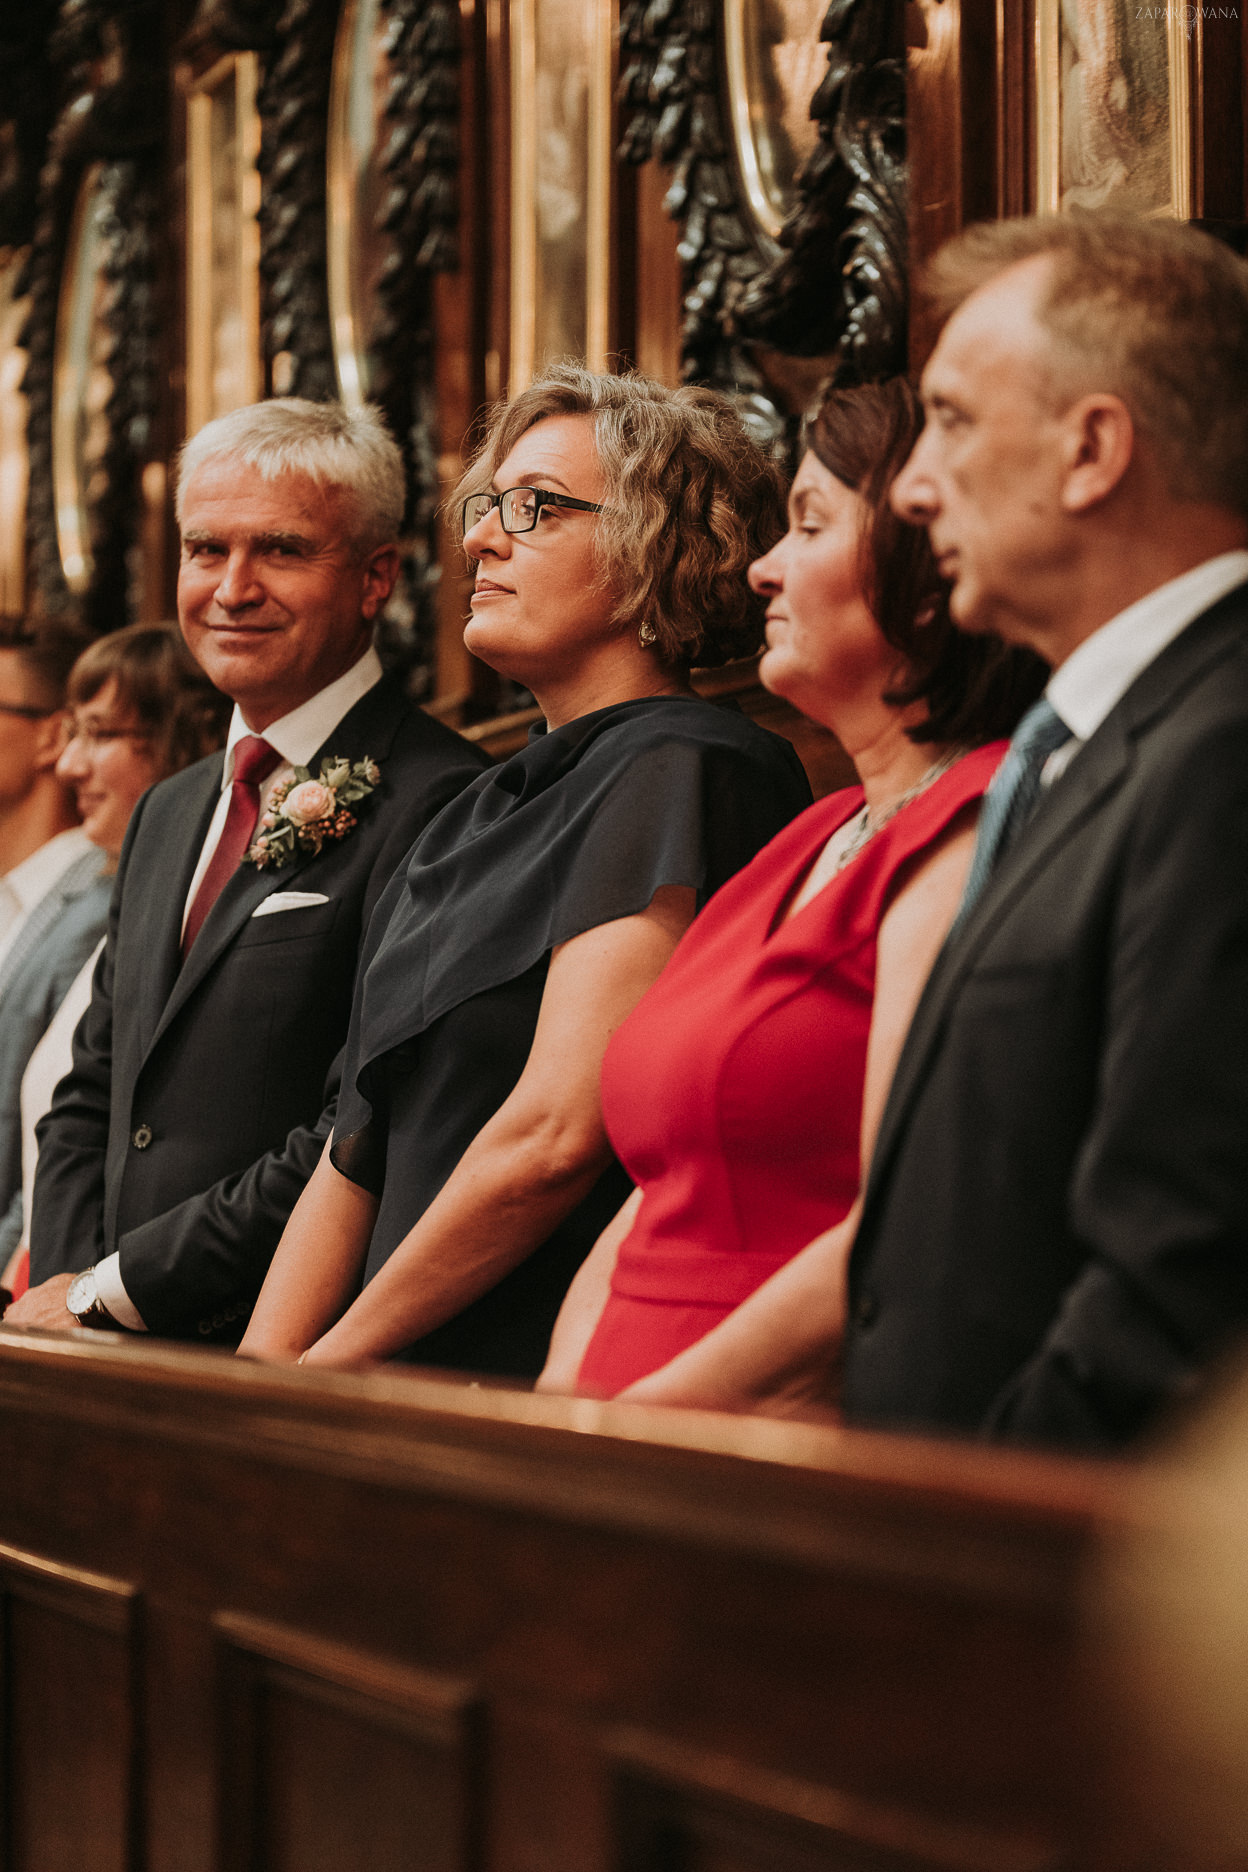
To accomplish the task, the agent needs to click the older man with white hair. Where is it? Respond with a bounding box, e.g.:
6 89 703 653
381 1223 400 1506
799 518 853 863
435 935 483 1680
13 398 485 1340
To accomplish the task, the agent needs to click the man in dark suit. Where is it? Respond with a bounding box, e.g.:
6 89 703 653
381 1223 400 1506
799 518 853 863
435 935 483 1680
607 218 1248 1450
12 397 485 1340
841 216 1248 1449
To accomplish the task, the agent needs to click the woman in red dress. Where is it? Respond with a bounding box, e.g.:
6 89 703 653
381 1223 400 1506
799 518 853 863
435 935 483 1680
539 378 1045 1409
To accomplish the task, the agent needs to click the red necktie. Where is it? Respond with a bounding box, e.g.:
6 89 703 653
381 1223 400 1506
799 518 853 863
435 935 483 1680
182 736 282 957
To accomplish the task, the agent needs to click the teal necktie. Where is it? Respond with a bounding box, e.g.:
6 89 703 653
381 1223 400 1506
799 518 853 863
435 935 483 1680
955 698 1073 926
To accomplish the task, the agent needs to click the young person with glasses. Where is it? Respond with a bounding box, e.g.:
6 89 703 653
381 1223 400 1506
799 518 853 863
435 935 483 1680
1 623 229 1301
0 623 94 981
240 365 812 1378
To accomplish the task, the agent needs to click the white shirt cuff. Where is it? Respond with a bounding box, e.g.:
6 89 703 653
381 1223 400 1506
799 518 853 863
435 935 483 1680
94 1253 148 1332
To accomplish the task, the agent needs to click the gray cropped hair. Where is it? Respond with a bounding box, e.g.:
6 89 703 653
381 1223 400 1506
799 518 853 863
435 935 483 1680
175 398 405 546
923 215 1248 518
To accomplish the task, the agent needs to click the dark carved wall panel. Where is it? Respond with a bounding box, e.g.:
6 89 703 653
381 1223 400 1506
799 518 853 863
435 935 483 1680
617 0 780 428
234 0 460 694
256 0 337 403
18 0 165 632
733 0 908 385
617 0 908 424
91 160 163 626
367 0 460 694
0 1 59 252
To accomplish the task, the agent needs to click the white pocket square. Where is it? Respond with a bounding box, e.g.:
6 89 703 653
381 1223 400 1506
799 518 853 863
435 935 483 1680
251 891 331 917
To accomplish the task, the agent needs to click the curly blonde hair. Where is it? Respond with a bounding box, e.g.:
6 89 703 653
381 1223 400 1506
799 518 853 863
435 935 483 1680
451 364 786 668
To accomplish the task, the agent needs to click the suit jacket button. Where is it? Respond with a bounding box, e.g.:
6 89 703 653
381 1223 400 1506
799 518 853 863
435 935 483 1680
132 1123 153 1150
853 1291 878 1329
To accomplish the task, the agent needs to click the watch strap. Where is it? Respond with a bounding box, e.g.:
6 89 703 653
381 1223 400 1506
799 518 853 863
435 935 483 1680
67 1266 123 1331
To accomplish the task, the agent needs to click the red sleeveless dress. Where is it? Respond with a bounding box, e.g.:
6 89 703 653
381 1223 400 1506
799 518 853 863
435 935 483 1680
577 742 1006 1395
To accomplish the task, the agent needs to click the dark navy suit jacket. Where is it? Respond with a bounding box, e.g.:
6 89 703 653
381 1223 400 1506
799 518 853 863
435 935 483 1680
30 674 486 1340
844 586 1248 1450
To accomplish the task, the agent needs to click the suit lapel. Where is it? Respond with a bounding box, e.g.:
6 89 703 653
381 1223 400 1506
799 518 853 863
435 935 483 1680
144 674 411 1052
131 764 223 1055
864 592 1248 1202
868 722 1132 1183
148 851 306 1046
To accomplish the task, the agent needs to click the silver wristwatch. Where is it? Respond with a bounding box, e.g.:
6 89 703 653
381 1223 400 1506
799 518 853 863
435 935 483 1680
66 1265 122 1330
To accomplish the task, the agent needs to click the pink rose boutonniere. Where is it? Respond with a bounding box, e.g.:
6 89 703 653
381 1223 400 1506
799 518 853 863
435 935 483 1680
245 755 382 870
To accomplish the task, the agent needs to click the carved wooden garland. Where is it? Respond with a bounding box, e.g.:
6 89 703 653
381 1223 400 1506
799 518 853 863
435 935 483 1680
20 0 163 631
248 0 459 694
733 0 907 381
616 0 907 401
256 0 338 401
617 0 780 431
369 0 460 693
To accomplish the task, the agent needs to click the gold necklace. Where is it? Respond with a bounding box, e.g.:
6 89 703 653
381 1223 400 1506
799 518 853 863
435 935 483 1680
832 746 968 875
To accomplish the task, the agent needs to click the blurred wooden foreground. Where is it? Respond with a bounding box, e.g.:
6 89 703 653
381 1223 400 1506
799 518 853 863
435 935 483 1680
0 1328 1159 1872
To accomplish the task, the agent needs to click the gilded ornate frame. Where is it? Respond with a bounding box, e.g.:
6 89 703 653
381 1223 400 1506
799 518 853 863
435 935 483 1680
1033 0 1192 217
507 0 616 388
183 50 263 436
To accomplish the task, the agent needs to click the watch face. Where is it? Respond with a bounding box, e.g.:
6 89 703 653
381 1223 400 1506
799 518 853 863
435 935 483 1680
66 1269 96 1319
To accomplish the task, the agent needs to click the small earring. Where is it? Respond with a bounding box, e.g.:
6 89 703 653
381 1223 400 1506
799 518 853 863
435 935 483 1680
638 620 657 647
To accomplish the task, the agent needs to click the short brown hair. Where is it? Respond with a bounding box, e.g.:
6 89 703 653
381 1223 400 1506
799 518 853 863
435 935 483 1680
806 378 1046 745
451 364 786 668
923 215 1248 516
0 620 93 711
68 623 231 778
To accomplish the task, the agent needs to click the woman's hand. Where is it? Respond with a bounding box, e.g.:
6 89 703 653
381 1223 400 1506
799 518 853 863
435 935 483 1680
536 1189 642 1392
614 1212 854 1416
293 886 696 1369
237 1135 378 1362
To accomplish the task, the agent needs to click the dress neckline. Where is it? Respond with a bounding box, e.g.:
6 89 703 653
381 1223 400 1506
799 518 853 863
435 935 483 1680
763 744 1003 944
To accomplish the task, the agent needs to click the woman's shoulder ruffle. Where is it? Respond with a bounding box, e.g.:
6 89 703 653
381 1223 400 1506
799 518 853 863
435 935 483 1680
560 695 809 788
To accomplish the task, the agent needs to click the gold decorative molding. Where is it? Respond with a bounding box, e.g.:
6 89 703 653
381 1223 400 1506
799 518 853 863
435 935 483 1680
508 0 615 389
1034 0 1191 218
184 50 262 436
0 249 29 616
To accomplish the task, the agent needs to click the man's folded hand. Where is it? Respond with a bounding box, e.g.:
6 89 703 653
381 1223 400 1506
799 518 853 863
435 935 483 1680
4 1272 78 1330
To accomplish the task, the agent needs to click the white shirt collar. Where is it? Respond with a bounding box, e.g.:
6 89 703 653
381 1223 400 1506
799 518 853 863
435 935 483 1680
0 825 96 913
220 647 383 788
1047 551 1248 744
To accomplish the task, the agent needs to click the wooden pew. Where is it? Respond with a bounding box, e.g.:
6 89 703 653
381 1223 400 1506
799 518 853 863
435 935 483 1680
0 1329 1139 1872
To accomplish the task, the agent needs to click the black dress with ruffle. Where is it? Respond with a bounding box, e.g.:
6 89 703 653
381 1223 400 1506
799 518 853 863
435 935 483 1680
330 694 812 1377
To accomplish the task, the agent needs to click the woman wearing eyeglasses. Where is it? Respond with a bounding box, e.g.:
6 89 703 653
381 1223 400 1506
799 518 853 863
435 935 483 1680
1 623 229 1298
239 365 812 1376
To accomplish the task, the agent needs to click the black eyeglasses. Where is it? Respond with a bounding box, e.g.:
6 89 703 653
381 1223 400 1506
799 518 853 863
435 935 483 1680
461 486 606 537
0 701 56 720
65 718 148 751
